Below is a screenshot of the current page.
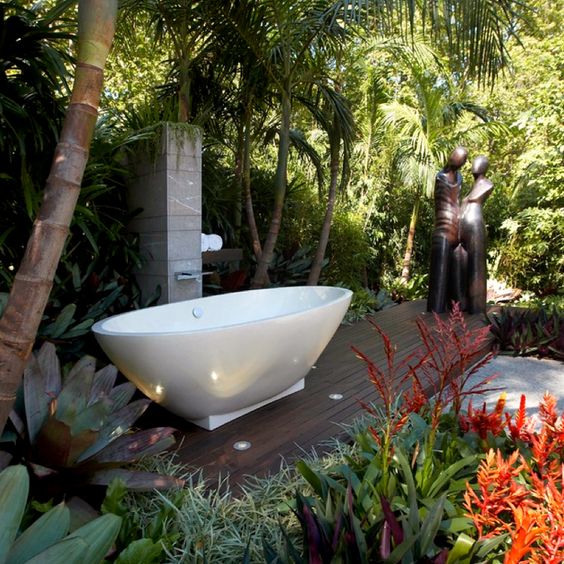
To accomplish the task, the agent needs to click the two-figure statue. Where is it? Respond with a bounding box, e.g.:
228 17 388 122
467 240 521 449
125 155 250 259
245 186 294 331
427 147 494 314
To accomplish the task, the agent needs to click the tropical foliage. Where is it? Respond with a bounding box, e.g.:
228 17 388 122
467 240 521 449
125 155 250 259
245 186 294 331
0 464 121 564
0 343 182 499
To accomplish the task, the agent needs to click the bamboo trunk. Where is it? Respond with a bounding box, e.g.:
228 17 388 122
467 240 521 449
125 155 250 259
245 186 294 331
0 0 118 435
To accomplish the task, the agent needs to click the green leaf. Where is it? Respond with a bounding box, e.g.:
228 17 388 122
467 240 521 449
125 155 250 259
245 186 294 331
56 356 96 423
43 304 77 339
7 502 70 564
60 319 95 339
419 494 446 555
64 513 122 564
115 538 163 564
426 455 478 498
446 533 475 564
25 537 87 564
0 465 29 563
296 460 325 497
393 450 418 534
384 530 419 564
69 397 113 435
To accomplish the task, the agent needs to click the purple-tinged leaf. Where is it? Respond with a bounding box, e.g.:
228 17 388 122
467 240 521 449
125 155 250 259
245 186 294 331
88 365 118 406
380 495 403 545
87 427 176 464
76 399 151 462
380 520 391 558
302 503 323 564
86 468 184 490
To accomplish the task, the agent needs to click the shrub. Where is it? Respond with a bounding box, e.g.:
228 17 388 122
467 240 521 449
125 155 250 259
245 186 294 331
488 305 564 360
1 343 182 501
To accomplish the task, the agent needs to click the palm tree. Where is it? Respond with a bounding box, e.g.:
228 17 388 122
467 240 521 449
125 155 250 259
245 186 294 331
303 83 356 285
0 0 118 434
227 0 350 288
378 43 506 283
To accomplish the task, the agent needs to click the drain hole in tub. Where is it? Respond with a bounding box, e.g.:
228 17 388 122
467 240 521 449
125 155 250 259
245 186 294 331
192 307 204 319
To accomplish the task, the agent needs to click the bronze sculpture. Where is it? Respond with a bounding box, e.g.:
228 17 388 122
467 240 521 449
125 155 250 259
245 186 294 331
427 150 493 314
427 147 468 313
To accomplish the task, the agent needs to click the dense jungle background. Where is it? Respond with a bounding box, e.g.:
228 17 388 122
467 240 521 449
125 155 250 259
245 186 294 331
1 0 562 354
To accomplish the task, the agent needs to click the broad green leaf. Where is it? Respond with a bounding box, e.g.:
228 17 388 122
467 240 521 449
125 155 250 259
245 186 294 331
296 460 324 497
7 502 70 564
393 450 418 534
446 533 475 564
0 466 29 563
426 455 478 498
115 538 163 564
25 537 87 564
64 513 121 564
85 285 123 320
419 494 446 555
43 304 77 339
70 397 113 436
61 319 95 339
384 530 420 564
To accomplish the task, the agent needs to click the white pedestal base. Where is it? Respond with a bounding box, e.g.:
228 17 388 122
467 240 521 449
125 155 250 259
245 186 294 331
190 378 305 431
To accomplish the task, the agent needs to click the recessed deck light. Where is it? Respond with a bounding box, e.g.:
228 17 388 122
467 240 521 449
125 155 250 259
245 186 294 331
233 440 251 451
329 393 343 400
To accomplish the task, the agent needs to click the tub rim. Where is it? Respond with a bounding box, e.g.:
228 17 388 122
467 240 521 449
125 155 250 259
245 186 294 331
92 285 352 338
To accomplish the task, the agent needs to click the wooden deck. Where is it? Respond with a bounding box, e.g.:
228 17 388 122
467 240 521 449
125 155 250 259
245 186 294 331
144 300 491 486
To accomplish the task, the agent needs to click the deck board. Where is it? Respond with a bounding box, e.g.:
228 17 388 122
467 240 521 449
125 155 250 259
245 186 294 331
142 300 492 487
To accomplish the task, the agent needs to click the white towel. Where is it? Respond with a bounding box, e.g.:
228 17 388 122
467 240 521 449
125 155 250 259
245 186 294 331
207 234 223 251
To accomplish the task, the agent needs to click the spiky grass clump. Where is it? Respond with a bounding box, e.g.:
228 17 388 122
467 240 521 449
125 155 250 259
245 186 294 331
122 446 362 563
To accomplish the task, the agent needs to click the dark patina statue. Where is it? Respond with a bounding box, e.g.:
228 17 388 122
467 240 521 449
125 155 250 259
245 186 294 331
427 150 493 314
427 146 468 313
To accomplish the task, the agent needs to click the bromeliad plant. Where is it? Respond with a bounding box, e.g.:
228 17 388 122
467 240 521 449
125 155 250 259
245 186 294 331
1 342 182 499
488 305 564 360
464 393 564 562
0 464 121 564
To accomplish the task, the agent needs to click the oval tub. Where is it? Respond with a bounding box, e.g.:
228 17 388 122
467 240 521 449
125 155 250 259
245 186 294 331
92 286 352 430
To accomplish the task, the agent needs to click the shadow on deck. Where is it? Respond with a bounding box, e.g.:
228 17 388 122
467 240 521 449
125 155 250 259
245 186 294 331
143 299 492 487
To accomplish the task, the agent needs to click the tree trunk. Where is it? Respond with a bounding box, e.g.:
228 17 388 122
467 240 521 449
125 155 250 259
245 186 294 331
400 191 421 284
242 102 262 262
251 89 291 288
233 115 244 244
0 0 118 435
308 129 341 286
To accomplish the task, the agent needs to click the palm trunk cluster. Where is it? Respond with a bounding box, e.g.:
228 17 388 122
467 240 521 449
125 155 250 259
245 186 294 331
0 0 118 435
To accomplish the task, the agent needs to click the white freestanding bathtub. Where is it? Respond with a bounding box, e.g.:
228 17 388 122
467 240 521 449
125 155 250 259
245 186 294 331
92 286 352 430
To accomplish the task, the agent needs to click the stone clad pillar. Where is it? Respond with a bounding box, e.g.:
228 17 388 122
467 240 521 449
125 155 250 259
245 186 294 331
127 123 202 304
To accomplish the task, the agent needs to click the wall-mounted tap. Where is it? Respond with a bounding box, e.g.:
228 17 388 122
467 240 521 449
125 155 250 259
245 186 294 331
175 271 213 282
